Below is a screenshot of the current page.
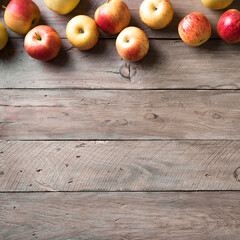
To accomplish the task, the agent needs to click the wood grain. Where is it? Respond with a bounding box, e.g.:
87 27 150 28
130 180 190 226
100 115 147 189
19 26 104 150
1 90 240 140
1 192 240 239
0 140 240 191
1 39 240 89
1 0 239 39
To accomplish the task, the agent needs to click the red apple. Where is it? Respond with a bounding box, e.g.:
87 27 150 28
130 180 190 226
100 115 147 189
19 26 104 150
24 25 61 61
178 12 211 46
4 0 40 35
95 0 130 34
217 9 240 44
116 27 149 62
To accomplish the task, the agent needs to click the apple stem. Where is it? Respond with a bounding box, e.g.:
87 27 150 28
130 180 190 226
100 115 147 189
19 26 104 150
35 32 42 41
107 0 111 3
2 5 6 9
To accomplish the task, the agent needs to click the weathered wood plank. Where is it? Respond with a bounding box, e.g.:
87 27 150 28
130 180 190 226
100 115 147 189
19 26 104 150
1 0 238 39
1 192 240 239
0 140 240 191
1 39 240 89
1 90 240 140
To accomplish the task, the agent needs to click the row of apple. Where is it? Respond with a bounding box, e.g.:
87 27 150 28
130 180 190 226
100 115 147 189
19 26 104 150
0 0 239 62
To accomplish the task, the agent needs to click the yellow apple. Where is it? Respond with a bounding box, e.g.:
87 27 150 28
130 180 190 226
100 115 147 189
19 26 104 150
139 0 174 29
201 0 233 9
0 22 8 50
44 0 80 15
66 15 99 50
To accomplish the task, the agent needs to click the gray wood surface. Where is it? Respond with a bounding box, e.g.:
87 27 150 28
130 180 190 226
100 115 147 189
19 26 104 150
1 192 240 240
1 1 240 238
1 39 240 89
1 0 239 39
0 140 240 191
1 90 240 140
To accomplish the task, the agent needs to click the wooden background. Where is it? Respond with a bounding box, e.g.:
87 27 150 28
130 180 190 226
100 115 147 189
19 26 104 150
1 0 240 239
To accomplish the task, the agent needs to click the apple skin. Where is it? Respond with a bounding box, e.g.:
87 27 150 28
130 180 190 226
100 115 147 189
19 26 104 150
24 25 61 61
4 0 40 35
0 22 8 50
116 27 149 62
139 0 174 29
217 9 240 44
44 0 80 15
178 12 211 46
66 15 99 50
201 0 233 10
95 0 130 34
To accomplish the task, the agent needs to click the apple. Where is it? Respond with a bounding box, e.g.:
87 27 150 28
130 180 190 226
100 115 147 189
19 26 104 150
66 15 99 50
44 0 80 15
139 0 174 29
116 26 149 61
0 22 8 50
217 9 240 43
24 25 61 61
178 12 211 46
4 0 40 35
201 0 233 10
95 0 130 34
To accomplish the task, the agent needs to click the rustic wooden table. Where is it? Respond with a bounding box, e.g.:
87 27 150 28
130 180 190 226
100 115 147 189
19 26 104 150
1 0 240 239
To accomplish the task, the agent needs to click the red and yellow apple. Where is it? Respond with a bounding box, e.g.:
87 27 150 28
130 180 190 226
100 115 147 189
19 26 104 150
217 9 240 43
139 0 174 29
4 0 40 35
24 25 61 61
44 0 80 15
66 15 99 50
201 0 233 10
116 26 149 61
0 22 8 50
95 0 130 34
178 12 211 46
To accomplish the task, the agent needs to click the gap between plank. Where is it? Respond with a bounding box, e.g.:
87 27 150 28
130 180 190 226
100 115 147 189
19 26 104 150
0 190 239 194
3 139 240 142
1 88 240 91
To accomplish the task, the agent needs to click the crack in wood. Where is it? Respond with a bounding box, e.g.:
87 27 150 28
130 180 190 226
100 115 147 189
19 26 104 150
119 63 131 81
34 180 59 191
0 104 64 108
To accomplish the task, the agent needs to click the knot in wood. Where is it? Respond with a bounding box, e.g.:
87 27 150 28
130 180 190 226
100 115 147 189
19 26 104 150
144 113 158 119
234 167 240 182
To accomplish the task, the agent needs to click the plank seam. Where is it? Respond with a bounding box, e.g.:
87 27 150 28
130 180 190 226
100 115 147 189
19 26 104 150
0 190 240 193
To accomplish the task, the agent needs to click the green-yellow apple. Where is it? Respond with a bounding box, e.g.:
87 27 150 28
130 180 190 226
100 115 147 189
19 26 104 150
116 26 149 61
218 9 240 43
24 25 61 61
178 12 211 46
95 0 130 34
0 22 8 50
66 15 99 50
139 0 174 29
44 0 80 15
4 0 40 35
201 0 233 10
